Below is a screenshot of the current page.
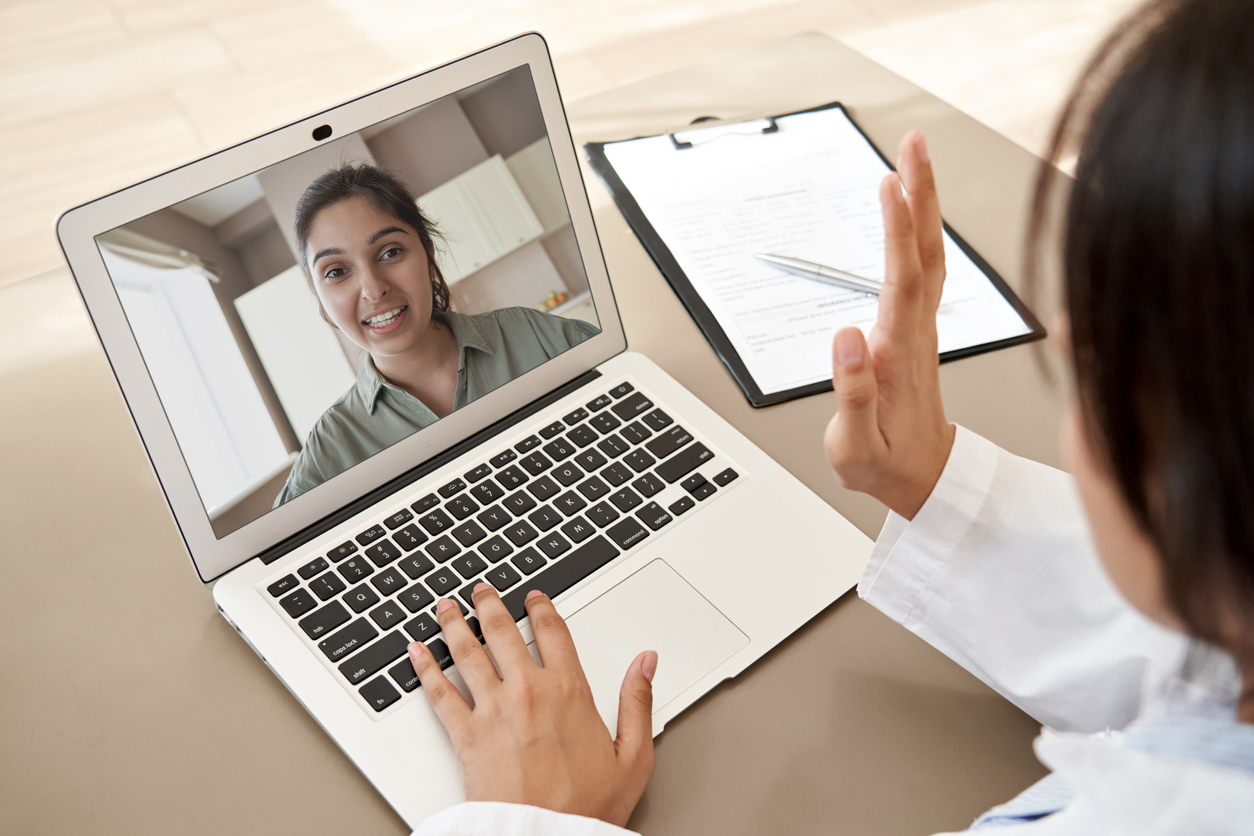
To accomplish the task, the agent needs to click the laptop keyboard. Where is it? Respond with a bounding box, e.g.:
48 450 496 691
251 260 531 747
260 379 741 716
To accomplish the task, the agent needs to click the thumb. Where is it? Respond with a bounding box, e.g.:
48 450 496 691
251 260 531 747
831 327 878 433
614 651 657 769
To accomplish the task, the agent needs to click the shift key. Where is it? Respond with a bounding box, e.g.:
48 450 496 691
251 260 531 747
338 631 410 685
318 618 378 662
655 443 713 484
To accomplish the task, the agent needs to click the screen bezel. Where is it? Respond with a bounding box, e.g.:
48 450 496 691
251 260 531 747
56 33 626 582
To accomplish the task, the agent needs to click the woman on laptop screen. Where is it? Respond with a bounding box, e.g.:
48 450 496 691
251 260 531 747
274 163 596 506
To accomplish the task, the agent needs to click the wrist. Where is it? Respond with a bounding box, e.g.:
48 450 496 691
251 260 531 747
888 422 956 520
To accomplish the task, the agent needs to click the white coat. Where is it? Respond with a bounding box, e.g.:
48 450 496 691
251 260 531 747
416 427 1254 835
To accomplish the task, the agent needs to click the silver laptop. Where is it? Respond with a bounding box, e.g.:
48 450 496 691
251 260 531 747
57 33 872 827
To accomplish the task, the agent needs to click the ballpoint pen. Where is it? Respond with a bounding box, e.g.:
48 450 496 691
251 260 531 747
753 253 883 295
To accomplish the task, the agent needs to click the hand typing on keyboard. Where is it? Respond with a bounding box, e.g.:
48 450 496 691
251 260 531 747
407 585 658 827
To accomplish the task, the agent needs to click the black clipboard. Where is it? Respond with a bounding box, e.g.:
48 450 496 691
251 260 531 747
585 101 1047 408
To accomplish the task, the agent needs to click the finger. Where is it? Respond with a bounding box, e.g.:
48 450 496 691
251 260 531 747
877 172 925 339
614 651 657 777
896 131 946 311
470 582 535 677
523 590 582 673
409 640 472 734
828 327 883 453
435 596 501 694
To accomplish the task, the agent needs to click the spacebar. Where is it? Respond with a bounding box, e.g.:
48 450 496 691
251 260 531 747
501 536 620 621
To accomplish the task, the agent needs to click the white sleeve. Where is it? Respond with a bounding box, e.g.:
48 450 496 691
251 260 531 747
414 802 639 836
858 425 1188 734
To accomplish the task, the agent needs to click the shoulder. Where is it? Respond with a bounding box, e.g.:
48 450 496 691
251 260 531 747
273 387 365 506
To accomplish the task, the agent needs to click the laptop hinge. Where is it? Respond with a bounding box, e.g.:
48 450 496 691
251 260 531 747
255 368 603 565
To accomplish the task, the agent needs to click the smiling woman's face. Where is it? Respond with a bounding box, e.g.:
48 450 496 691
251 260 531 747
306 196 436 358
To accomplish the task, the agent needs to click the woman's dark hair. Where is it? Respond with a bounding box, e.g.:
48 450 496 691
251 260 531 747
294 162 450 314
1027 0 1254 672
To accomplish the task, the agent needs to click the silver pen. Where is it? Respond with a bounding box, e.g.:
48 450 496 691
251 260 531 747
753 253 883 295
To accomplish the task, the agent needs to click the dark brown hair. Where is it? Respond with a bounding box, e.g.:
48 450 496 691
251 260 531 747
1027 0 1254 670
294 162 450 314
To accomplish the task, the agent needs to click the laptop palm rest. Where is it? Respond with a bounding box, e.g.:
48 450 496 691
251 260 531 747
530 559 749 738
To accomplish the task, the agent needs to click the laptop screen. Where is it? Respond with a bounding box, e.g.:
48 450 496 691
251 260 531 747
92 66 601 539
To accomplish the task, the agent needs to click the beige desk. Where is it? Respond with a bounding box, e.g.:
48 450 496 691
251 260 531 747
0 34 1066 836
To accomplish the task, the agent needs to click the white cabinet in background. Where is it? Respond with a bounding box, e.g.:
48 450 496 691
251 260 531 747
505 138 569 235
417 155 544 284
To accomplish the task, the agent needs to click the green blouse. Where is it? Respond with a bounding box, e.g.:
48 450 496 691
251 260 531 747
274 307 597 507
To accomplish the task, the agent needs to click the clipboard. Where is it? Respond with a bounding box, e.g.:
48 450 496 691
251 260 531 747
585 101 1046 408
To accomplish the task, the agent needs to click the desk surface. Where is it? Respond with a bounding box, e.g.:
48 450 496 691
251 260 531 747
0 33 1065 836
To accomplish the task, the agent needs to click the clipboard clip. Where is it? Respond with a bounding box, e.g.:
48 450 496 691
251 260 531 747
669 116 778 150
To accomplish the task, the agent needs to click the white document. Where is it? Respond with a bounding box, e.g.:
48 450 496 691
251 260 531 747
602 107 1032 396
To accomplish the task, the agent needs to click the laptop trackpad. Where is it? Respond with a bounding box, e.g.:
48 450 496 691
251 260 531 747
530 559 749 737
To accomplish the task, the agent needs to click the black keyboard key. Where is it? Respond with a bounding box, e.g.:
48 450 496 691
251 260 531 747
609 487 643 513
425 568 461 597
590 411 621 434
637 502 673 531
356 524 387 546
470 478 505 504
487 563 522 592
515 434 541 453
425 535 461 563
477 505 512 532
563 407 589 425
371 566 408 596
404 611 440 642
714 468 739 486
439 479 466 499
419 509 454 535
647 425 694 459
458 580 484 608
279 588 317 618
587 394 613 412
446 494 479 520
542 437 576 462
451 520 487 547
490 449 518 468
574 449 608 473
586 501 620 527
370 600 408 630
561 516 596 543
340 630 409 685
623 449 656 473
539 421 565 439
641 409 673 431
393 523 427 551
503 489 538 515
309 572 347 600
466 616 484 643
319 618 377 662
452 552 489 580
537 532 572 559
360 676 402 711
504 520 539 547
297 558 328 580
496 465 529 490
500 536 620 621
620 421 652 445
465 463 493 483
656 443 713 484
527 475 560 501
609 382 634 399
567 424 598 448
399 584 436 613
511 547 547 575
555 490 588 516
597 434 630 459
478 535 513 563
390 658 420 692
602 462 632 486
398 552 435 580
552 462 584 487
607 517 649 550
299 601 351 640
519 451 552 475
577 475 610 501
327 541 358 563
339 557 374 583
343 584 380 613
669 496 695 516
692 482 717 501
383 508 414 530
268 574 299 597
633 472 665 498
529 505 564 532
365 539 401 567
411 493 439 514
681 473 709 493
427 638 454 670
611 391 654 420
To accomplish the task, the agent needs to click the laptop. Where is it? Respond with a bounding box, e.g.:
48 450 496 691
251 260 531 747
57 33 872 827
